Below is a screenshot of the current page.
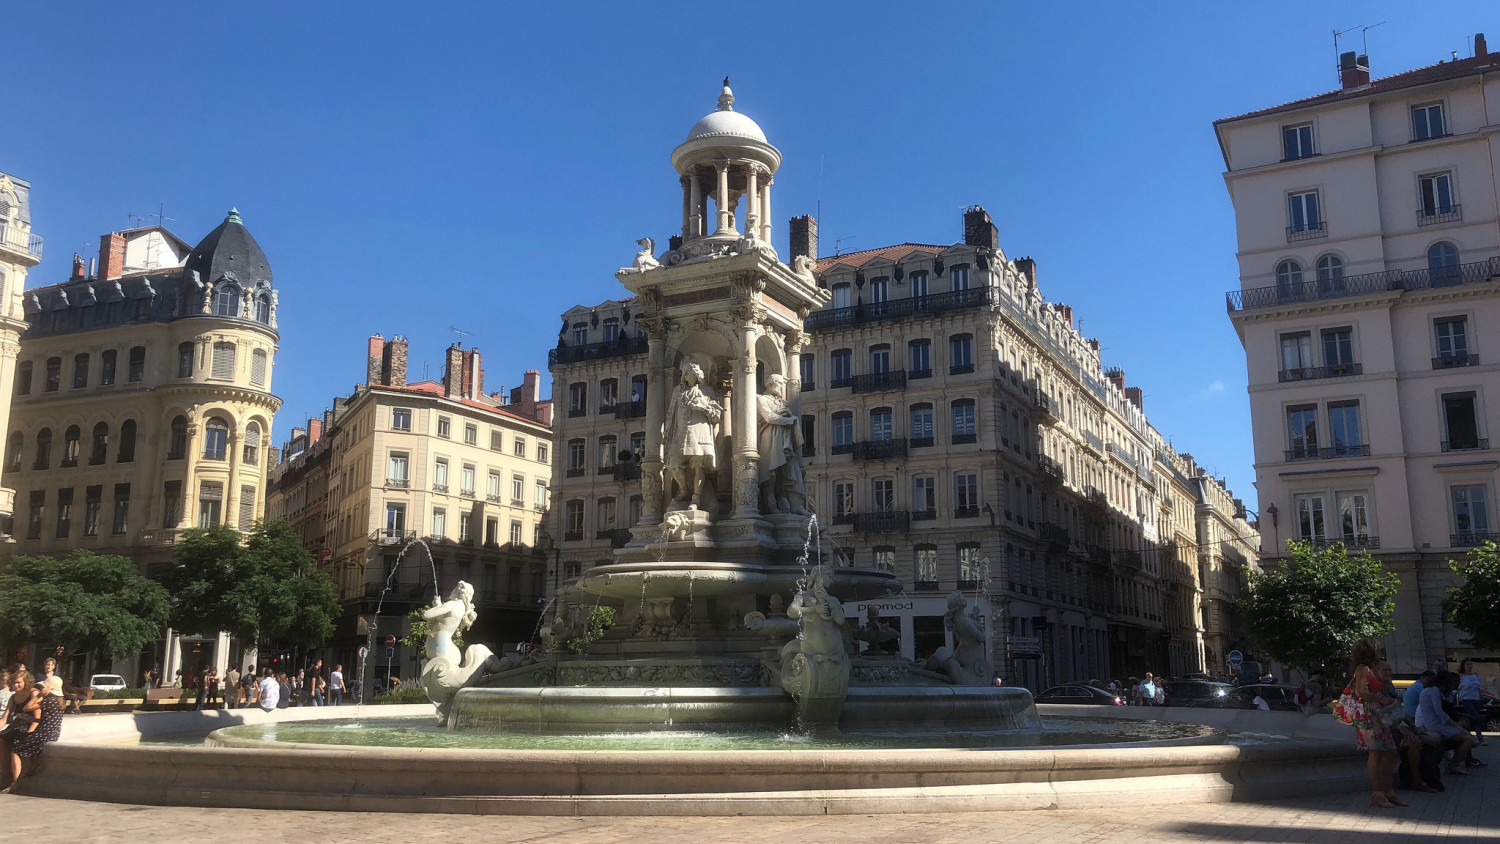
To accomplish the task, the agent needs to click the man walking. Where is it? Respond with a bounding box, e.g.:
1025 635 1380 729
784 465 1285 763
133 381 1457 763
224 666 241 709
1137 673 1159 707
328 664 345 706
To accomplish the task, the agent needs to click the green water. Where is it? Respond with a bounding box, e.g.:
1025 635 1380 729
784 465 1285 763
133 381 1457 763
187 716 1217 751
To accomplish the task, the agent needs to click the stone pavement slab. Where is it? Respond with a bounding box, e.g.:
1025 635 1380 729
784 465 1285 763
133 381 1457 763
3 762 1495 843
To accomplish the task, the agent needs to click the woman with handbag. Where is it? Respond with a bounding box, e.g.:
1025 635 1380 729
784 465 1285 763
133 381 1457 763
1342 639 1404 808
0 670 42 794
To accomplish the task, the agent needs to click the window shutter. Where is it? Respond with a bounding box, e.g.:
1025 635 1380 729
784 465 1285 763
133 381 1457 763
251 349 267 386
491 430 504 450
212 343 236 379
200 481 223 501
239 485 256 527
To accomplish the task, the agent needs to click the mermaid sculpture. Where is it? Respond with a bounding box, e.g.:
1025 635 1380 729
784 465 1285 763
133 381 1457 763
779 565 851 727
418 581 496 725
929 592 993 685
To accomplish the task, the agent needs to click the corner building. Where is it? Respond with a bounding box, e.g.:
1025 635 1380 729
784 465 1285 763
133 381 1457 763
0 171 43 534
3 211 282 678
1217 35 1500 672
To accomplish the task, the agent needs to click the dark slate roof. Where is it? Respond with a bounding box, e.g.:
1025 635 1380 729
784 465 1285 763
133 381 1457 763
184 209 272 288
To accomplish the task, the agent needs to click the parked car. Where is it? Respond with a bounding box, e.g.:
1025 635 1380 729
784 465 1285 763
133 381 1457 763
89 674 128 692
1035 685 1124 706
1228 684 1301 712
1160 679 1235 707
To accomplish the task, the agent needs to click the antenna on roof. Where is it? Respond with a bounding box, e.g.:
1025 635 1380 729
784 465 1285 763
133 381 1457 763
833 236 857 257
450 325 474 349
1333 22 1384 77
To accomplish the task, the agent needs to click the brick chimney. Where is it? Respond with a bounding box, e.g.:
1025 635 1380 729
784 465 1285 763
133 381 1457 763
789 215 818 263
1106 368 1126 393
383 336 408 388
963 207 999 250
459 348 483 399
366 334 385 385
1338 51 1369 90
1015 257 1037 287
442 344 464 398
307 417 323 446
98 232 125 281
509 369 542 419
1053 303 1073 327
1476 32 1488 58
1125 386 1143 411
70 254 86 281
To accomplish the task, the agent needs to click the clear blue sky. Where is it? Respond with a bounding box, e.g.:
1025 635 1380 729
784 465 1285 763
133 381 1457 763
5 1 1495 512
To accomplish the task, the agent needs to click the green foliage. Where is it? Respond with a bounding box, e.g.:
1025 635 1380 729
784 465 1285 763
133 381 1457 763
90 688 149 700
565 606 615 654
0 551 170 661
1239 541 1398 671
157 519 342 650
400 607 462 660
373 686 432 704
1444 541 1500 650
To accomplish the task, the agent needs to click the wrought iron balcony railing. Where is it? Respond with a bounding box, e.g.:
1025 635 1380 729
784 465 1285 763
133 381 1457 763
386 477 410 488
1113 548 1143 570
614 401 648 419
548 334 648 366
1229 258 1500 312
1085 487 1108 508
852 511 910 533
1303 535 1381 551
1286 221 1327 242
910 436 934 449
804 286 993 331
565 467 586 478
1037 454 1065 482
1441 438 1489 452
1284 444 1370 461
1433 354 1479 369
953 505 980 519
1087 545 1112 566
911 508 937 521
1417 204 1461 226
0 223 42 259
1279 362 1362 382
1038 521 1069 546
613 462 642 481
432 483 448 493
850 370 906 394
1452 530 1500 547
853 438 907 460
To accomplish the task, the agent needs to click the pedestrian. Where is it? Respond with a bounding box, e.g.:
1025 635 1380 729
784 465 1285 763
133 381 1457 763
224 666 241 710
276 673 292 710
256 667 279 712
1137 673 1158 707
1298 668 1329 715
1347 638 1404 808
195 668 210 711
1417 670 1477 778
241 665 258 708
328 664 345 706
309 659 326 706
0 668 11 713
1458 660 1487 746
1 670 42 793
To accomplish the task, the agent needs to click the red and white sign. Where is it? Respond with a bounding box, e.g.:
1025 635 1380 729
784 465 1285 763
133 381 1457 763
383 635 397 649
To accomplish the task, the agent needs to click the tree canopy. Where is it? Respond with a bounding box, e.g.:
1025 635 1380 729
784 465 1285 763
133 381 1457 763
1239 541 1399 671
1444 541 1500 650
158 519 342 651
0 551 170 660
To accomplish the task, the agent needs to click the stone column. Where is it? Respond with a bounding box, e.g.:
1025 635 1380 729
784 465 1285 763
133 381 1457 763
761 177 774 243
730 308 761 520
715 160 732 235
783 329 809 409
744 164 760 237
680 174 692 240
638 316 670 526
689 170 703 239
176 419 201 530
224 432 243 528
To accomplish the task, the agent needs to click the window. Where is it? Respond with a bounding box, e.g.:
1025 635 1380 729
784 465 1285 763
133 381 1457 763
511 473 524 503
568 382 588 416
432 508 447 538
203 417 229 460
391 408 412 430
250 349 267 386
127 346 145 382
89 422 109 465
487 429 504 450
954 472 979 517
910 403 934 447
111 483 131 534
1286 404 1318 459
241 422 259 465
537 443 549 463
1451 484 1490 543
239 485 256 528
914 545 938 585
255 293 271 324
62 426 81 468
461 464 475 496
535 480 548 508
950 265 970 291
1276 259 1305 298
629 432 645 462
564 500 584 540
949 334 973 374
160 482 180 530
1322 327 1354 368
1279 331 1312 374
869 276 888 303
44 356 60 391
72 353 89 389
5 432 21 473
26 491 43 540
800 415 815 457
1427 242 1460 284
1327 400 1362 456
1411 102 1446 141
15 361 30 394
177 343 194 378
628 496 643 527
1337 491 1371 543
598 435 617 469
485 517 499 546
1434 316 1469 365
1282 122 1315 160
833 481 855 523
487 470 502 501
868 344 890 375
873 547 895 574
567 439 585 473
597 498 617 535
912 475 936 518
832 412 854 453
908 340 931 377
572 323 588 346
1315 254 1344 290
602 317 620 342
433 458 449 491
212 284 240 317
388 451 410 485
460 512 472 543
1418 171 1456 219
167 416 187 460
384 502 406 537
951 399 977 443
872 478 895 513
99 350 116 386
464 423 477 445
1441 392 1480 451
831 282 851 310
1295 494 1326 542
510 520 523 545
436 416 451 438
1287 190 1321 235
909 271 929 298
599 378 619 410
830 349 852 387
55 488 73 538
958 543 982 584
870 408 893 442
33 428 52 470
109 418 135 464
799 353 815 390
513 437 527 457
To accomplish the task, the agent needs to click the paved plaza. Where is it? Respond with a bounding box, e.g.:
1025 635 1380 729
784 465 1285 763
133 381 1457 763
4 767 1495 843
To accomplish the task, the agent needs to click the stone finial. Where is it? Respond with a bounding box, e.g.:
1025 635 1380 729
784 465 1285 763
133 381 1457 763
717 78 734 112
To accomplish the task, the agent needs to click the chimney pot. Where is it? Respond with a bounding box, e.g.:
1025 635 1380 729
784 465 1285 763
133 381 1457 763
1476 32 1488 58
789 215 818 264
70 254 86 280
962 206 999 250
98 232 126 281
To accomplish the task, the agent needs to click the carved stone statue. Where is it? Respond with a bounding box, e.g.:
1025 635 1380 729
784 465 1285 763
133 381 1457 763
779 565 851 726
792 254 818 285
855 606 899 655
201 281 214 314
756 374 808 515
418 581 496 725
241 286 255 318
623 237 660 273
928 592 993 685
664 361 723 511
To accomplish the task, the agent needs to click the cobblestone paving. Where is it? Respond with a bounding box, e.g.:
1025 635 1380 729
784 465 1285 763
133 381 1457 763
4 764 1494 843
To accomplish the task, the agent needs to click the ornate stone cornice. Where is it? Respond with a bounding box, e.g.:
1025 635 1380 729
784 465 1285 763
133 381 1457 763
154 382 284 412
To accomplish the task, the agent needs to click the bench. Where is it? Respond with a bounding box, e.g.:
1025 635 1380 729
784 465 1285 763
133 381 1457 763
140 689 191 710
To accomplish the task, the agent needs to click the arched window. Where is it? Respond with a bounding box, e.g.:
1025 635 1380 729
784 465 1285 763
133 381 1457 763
62 425 81 467
1315 254 1344 291
15 360 31 395
5 432 22 473
255 293 271 324
203 417 229 460
89 422 109 465
167 416 188 460
243 422 260 465
1275 259 1304 300
117 419 137 463
1428 241 1460 284
212 284 240 317
34 428 53 470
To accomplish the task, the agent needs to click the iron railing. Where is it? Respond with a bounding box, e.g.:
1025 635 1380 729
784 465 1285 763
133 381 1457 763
386 477 410 488
1037 454 1065 482
1452 531 1500 547
852 511 910 533
548 334 648 366
1085 487 1108 508
613 462 642 481
0 223 42 259
1114 548 1142 570
614 401 648 419
1433 354 1479 369
1284 444 1370 461
1305 535 1381 551
853 438 907 460
1229 258 1500 312
1084 431 1104 453
804 286 993 331
911 508 937 521
850 370 906 394
1285 221 1327 242
910 436 934 449
1417 204 1461 226
1441 438 1489 452
1279 363 1362 382
1087 545 1112 566
1038 522 1069 546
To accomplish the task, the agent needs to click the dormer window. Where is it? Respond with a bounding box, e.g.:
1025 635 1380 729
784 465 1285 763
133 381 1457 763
1411 102 1446 141
831 282 851 310
212 284 240 317
1282 123 1315 160
869 276 889 304
572 323 588 346
602 318 620 342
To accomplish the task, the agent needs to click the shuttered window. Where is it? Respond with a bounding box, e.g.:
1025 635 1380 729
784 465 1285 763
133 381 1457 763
211 342 236 379
239 485 256 528
251 349 267 386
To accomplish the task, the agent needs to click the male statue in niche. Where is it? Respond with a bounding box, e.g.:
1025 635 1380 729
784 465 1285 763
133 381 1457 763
756 374 808 515
665 360 723 511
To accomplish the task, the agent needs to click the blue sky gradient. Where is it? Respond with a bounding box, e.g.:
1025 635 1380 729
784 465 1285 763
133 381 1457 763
6 1 1495 512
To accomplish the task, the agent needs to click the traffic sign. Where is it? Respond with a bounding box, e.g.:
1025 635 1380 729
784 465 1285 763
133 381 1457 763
320 548 332 562
386 648 394 659
1009 636 1041 655
384 634 397 649
1227 649 1244 667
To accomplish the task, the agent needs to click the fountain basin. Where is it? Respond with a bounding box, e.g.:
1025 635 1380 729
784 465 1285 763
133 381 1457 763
572 560 901 602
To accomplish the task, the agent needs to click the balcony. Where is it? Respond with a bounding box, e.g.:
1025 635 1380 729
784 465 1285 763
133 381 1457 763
432 483 449 494
1433 354 1479 369
0 222 43 260
1285 221 1327 242
596 463 617 476
563 530 583 542
1085 486 1107 509
1284 444 1370 462
596 528 633 548
1114 548 1142 571
613 462 642 481
910 436 934 449
1087 545 1112 566
373 529 416 545
1083 430 1104 454
1305 535 1381 551
460 489 476 499
1441 438 1489 452
567 407 587 418
1452 530 1500 547
852 511 910 533
1229 258 1500 312
486 493 502 503
953 505 980 519
850 370 907 394
1032 390 1056 421
853 438 908 460
598 404 618 416
614 401 648 419
952 432 977 445
830 375 852 389
911 508 937 522
831 512 854 526
804 286 992 332
908 368 932 380
549 334 648 366
1037 454 1065 482
800 380 815 392
1038 521 1069 547
949 363 975 376
1417 204 1461 226
831 442 854 456
1279 362 1362 382
565 467 586 478
386 477 410 489
801 443 816 458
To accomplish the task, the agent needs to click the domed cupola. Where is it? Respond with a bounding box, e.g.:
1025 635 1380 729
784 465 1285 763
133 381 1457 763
670 79 782 248
185 209 277 325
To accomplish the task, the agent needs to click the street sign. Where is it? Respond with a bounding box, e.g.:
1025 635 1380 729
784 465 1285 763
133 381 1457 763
385 647 394 659
1228 649 1244 667
384 635 397 649
1009 636 1041 655
320 548 332 562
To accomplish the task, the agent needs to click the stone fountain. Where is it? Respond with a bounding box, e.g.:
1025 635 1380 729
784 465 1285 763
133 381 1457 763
420 80 1039 736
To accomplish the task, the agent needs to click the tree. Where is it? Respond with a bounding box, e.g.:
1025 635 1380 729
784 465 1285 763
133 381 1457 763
158 519 342 653
0 551 170 669
1238 541 1399 671
1444 541 1500 650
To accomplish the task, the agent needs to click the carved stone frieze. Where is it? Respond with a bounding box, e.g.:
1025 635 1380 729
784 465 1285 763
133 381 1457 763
555 661 768 687
850 662 910 685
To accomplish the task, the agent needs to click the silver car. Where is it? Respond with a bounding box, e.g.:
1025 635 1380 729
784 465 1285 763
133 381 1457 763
89 674 128 692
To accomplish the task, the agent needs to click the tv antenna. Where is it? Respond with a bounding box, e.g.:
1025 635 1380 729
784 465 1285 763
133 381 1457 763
1333 21 1384 68
833 235 857 257
450 325 474 348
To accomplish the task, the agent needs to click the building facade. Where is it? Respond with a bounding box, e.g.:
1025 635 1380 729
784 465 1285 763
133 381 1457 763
3 210 282 679
1217 35 1500 672
0 171 42 535
269 336 553 690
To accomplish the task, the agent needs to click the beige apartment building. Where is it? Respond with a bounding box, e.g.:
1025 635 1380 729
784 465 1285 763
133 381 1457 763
0 171 42 535
3 210 282 679
1218 34 1500 672
270 336 553 688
